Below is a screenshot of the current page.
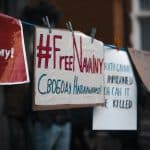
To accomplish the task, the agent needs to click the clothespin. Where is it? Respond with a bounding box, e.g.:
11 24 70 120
66 21 74 37
90 27 96 43
42 17 47 26
42 16 52 33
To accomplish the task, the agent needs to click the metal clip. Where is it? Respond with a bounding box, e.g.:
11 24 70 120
90 27 96 43
42 16 52 33
66 21 74 37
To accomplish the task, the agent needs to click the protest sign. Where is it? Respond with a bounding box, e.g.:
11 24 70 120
93 47 137 130
33 27 104 110
128 48 150 92
0 13 29 85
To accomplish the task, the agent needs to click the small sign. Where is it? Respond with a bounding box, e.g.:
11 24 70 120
128 48 150 92
93 47 137 130
33 27 104 110
0 13 29 85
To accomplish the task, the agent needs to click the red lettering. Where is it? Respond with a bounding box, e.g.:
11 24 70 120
59 56 64 70
99 58 104 74
59 55 74 71
37 34 51 68
73 36 82 71
73 36 104 74
64 56 69 70
88 58 93 73
93 55 99 73
82 58 87 72
53 35 62 69
69 56 74 71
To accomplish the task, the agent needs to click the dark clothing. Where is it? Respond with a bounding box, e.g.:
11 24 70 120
21 0 70 129
71 108 93 150
34 110 71 127
3 84 32 119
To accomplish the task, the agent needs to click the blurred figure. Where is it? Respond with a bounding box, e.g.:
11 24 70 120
33 110 71 150
22 0 61 27
71 108 93 150
22 1 71 150
4 84 33 150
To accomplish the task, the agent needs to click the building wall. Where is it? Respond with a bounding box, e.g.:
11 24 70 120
0 0 117 44
56 0 114 44
0 0 132 46
56 0 132 47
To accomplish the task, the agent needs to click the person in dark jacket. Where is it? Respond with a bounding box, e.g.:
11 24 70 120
22 1 71 150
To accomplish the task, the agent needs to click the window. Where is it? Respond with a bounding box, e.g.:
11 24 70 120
131 0 150 50
140 0 150 10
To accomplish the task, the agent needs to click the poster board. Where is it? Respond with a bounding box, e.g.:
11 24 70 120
93 47 137 130
33 27 104 110
128 48 150 92
0 13 29 85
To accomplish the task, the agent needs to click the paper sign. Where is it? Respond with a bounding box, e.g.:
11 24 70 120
93 47 137 130
0 13 29 85
128 48 150 92
33 27 104 110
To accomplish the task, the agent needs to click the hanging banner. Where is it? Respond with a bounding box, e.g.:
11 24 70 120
93 47 137 130
128 48 150 92
33 27 104 110
0 13 29 85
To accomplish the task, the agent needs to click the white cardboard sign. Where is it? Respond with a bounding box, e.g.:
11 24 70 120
33 27 104 110
93 47 137 130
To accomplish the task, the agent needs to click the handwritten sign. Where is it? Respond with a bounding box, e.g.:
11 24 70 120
0 13 29 85
93 47 137 130
128 48 150 92
33 27 104 110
